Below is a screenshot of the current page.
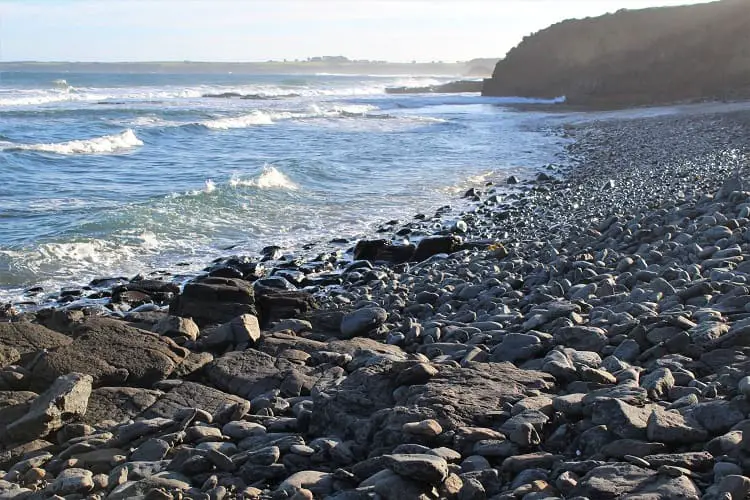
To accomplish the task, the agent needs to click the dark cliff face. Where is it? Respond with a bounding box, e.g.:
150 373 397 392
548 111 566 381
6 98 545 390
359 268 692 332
483 0 750 107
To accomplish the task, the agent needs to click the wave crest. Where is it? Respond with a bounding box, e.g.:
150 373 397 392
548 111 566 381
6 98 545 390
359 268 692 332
230 166 298 190
2 129 143 155
201 111 275 129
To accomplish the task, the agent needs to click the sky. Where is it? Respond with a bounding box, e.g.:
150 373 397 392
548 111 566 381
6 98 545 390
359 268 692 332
0 0 717 63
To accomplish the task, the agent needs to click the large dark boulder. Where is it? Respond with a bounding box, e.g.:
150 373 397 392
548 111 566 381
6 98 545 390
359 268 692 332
112 279 179 305
412 236 462 262
170 277 257 327
30 318 188 389
255 289 317 327
353 240 415 264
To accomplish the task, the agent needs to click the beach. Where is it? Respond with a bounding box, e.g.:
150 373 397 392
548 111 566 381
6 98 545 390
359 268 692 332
2 100 750 499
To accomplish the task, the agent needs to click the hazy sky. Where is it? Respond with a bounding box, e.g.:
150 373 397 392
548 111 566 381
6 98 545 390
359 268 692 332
0 0 716 62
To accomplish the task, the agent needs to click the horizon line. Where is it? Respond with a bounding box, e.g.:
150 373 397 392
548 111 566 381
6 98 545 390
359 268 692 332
0 59 497 65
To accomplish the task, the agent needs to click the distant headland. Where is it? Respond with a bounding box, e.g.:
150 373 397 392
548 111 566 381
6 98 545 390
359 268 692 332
483 0 750 108
0 57 499 77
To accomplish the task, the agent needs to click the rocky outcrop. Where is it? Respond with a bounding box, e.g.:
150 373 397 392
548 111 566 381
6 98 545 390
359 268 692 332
483 0 750 107
386 80 483 94
30 318 188 388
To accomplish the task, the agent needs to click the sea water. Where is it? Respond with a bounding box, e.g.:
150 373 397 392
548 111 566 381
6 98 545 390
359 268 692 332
0 71 567 303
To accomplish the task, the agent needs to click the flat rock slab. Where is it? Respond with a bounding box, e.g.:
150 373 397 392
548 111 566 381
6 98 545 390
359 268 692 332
31 318 188 388
572 462 700 499
82 387 163 426
310 360 554 448
0 322 72 361
140 381 250 420
206 348 343 400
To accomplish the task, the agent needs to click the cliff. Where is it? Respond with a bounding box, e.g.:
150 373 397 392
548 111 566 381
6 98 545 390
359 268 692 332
482 0 750 107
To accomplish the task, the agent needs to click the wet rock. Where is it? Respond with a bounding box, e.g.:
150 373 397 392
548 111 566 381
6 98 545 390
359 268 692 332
353 240 415 264
413 235 462 262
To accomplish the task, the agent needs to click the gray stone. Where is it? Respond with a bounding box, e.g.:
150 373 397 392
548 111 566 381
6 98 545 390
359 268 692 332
646 408 708 443
383 454 449 484
130 438 170 461
83 387 163 425
4 372 92 444
141 381 250 421
206 348 340 400
49 467 93 495
152 315 200 341
640 367 675 400
201 314 261 348
554 326 608 352
572 462 699 499
590 398 650 440
340 307 388 338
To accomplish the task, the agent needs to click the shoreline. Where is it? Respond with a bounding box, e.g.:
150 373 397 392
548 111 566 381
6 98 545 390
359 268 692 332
2 105 750 498
505 97 750 116
0 115 563 315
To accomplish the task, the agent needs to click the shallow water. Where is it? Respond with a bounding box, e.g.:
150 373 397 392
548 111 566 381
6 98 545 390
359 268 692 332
0 72 568 302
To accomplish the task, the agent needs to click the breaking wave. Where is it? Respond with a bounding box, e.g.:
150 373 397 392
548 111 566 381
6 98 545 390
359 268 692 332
230 166 298 190
1 129 143 155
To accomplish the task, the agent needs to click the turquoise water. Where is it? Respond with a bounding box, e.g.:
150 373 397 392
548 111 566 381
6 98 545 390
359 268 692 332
0 72 566 301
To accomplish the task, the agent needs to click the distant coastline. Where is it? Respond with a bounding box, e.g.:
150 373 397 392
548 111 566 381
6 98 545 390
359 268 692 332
0 58 498 77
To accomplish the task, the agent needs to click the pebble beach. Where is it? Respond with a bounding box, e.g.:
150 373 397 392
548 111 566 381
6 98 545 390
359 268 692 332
3 103 750 500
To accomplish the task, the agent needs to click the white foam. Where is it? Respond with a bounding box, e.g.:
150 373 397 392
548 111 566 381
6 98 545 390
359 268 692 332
3 129 143 155
230 165 298 190
36 240 110 264
201 111 274 129
332 104 380 115
204 179 217 193
127 116 175 127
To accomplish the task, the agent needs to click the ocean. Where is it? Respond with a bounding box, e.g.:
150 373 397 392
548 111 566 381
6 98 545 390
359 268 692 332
0 71 566 305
